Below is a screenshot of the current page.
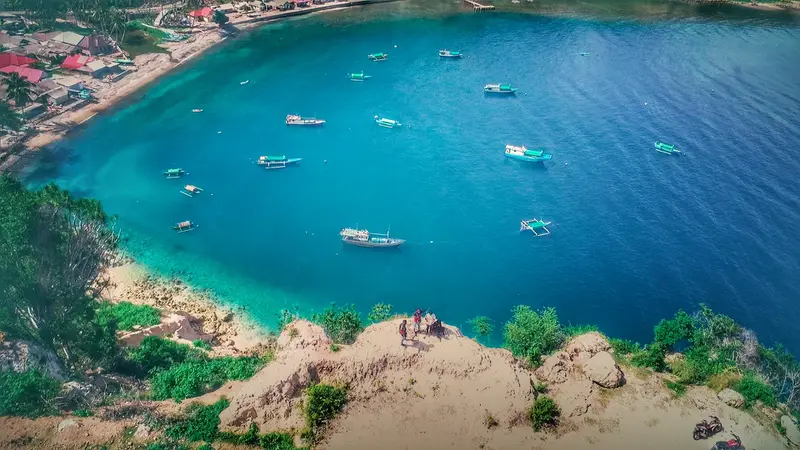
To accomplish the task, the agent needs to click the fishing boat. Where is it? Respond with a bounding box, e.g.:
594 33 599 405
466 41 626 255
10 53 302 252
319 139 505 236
257 155 302 169
368 53 388 61
520 219 551 237
484 84 518 94
348 72 371 82
240 80 250 85
286 114 325 126
192 109 203 113
580 52 590 56
439 49 462 58
654 141 681 155
180 185 203 197
173 220 195 233
164 168 185 179
374 116 402 128
340 227 405 248
505 145 552 162
116 57 134 65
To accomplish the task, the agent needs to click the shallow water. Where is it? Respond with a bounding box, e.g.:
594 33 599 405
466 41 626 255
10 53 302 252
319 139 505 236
29 7 800 350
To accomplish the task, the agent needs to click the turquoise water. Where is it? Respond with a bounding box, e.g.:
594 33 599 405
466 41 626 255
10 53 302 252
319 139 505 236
28 9 800 350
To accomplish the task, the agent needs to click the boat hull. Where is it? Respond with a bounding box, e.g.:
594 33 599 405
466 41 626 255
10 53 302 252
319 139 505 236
506 153 552 163
484 89 517 94
286 121 325 126
342 239 405 248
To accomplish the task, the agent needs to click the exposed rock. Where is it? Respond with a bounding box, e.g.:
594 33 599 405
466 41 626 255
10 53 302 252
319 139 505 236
57 419 77 433
583 351 625 388
717 388 744 409
216 309 234 322
556 379 594 417
0 340 66 380
781 415 800 446
565 332 611 361
133 424 151 440
276 320 331 354
535 352 572 384
57 381 104 410
664 352 684 365
119 312 211 347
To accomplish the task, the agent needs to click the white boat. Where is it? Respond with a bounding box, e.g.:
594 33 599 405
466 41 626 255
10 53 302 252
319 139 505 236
240 80 250 85
285 114 325 126
192 109 203 113
374 115 402 128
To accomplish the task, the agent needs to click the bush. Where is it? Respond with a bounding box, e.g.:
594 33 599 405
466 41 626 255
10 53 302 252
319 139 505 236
259 432 297 450
672 344 732 384
609 338 641 357
367 303 393 323
166 398 229 442
664 380 687 397
653 310 695 349
630 343 667 371
534 382 548 394
311 304 363 344
97 301 161 331
564 324 599 338
305 384 348 435
329 344 341 352
74 408 93 417
706 371 742 393
734 374 777 408
151 356 267 402
146 443 190 450
193 340 212 351
503 306 564 366
0 369 60 418
277 308 299 331
129 336 199 375
468 316 495 342
528 395 560 431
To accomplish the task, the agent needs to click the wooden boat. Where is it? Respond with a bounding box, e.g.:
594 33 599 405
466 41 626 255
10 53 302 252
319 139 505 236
484 84 518 94
374 116 402 128
368 53 388 61
286 114 325 126
340 227 405 248
164 168 185 179
181 185 203 197
505 145 552 163
173 220 195 233
439 49 462 58
116 58 134 65
520 219 551 237
348 72 372 82
654 141 681 155
257 155 302 169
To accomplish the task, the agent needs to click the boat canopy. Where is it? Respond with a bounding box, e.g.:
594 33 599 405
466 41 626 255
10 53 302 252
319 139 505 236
260 155 286 161
177 221 191 227
500 84 512 89
524 149 544 157
166 168 182 174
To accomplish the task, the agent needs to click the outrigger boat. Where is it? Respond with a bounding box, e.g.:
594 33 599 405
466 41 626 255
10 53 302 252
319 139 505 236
340 227 405 248
286 114 325 126
240 80 250 85
654 141 681 155
348 72 371 82
484 84 518 94
505 145 552 163
374 116 402 128
520 218 551 237
368 53 388 61
180 185 203 197
439 49 462 58
257 155 302 170
192 109 203 113
580 52 590 56
164 168 185 179
116 57 134 65
173 220 195 233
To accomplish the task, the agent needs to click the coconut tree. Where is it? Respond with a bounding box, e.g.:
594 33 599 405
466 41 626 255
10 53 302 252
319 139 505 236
0 100 23 132
3 72 34 108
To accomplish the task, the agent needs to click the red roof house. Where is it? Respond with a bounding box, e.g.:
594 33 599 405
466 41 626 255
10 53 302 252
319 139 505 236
0 52 37 69
0 65 44 83
61 54 94 71
189 7 213 18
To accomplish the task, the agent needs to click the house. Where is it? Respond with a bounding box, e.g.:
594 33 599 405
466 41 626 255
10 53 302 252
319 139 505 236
189 7 214 22
0 32 25 51
34 79 70 105
52 76 85 91
0 65 45 83
85 60 122 79
77 34 115 56
216 3 236 13
50 32 85 47
61 54 94 71
0 52 37 69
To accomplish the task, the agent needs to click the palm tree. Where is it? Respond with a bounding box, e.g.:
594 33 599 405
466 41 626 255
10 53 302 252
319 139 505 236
3 72 33 108
0 99 23 132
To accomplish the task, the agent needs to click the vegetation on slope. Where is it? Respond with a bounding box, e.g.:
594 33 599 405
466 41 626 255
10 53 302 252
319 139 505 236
97 301 162 331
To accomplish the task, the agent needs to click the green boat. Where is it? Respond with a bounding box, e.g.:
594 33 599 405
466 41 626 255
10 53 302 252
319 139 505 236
654 141 681 155
164 168 185 178
368 53 388 61
484 84 518 94
348 72 372 82
116 58 134 65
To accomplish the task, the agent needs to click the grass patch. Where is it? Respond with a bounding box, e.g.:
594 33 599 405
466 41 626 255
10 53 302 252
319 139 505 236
734 373 777 408
304 384 347 441
166 398 229 442
367 303 393 323
120 29 168 58
329 343 341 352
217 424 297 449
97 301 161 331
151 355 268 402
564 324 600 338
0 369 60 418
74 408 93 417
311 304 364 344
706 371 742 393
193 340 212 351
664 380 687 398
528 395 560 432
503 306 565 367
484 410 499 428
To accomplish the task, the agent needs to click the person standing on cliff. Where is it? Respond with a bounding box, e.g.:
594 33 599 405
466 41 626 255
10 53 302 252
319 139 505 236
413 309 422 336
399 319 408 346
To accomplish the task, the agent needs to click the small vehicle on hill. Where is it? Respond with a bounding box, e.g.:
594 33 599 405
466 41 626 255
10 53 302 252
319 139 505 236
711 433 745 450
694 416 724 440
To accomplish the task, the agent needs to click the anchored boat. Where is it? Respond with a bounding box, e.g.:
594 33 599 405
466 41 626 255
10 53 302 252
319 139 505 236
520 219 551 237
580 52 590 56
484 84 518 94
374 116 402 128
368 53 388 61
439 49 462 58
164 168 185 179
348 72 372 82
286 114 325 126
654 141 681 155
191 109 203 113
258 155 302 170
505 145 552 163
340 227 405 248
181 185 203 197
173 220 195 233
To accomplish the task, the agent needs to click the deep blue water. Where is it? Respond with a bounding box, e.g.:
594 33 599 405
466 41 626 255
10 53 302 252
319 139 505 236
29 10 800 351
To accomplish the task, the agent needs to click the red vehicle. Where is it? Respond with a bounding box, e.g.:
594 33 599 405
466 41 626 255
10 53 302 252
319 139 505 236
711 433 745 450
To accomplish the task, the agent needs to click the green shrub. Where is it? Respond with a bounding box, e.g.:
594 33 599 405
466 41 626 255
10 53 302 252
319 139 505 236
367 303 393 323
193 340 212 351
776 420 787 436
259 432 297 450
129 336 199 375
0 369 60 418
277 308 300 331
311 304 364 344
528 395 560 431
238 422 260 445
330 344 341 352
534 382 548 394
734 374 776 408
706 371 742 393
503 306 565 367
564 324 599 338
468 316 495 342
97 301 161 331
305 384 348 435
165 398 229 442
151 356 267 402
74 408 93 417
217 427 297 449
630 343 668 371
146 442 190 450
653 310 695 349
673 345 732 384
609 338 641 357
664 380 687 397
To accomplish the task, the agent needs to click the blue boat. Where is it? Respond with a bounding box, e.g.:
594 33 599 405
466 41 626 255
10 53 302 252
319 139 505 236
439 49 462 58
257 155 302 170
654 141 681 155
505 145 552 162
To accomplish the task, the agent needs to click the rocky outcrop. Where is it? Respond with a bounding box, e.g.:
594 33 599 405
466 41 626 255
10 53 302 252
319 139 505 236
0 340 66 380
583 351 625 388
717 388 744 409
119 312 211 347
781 415 800 446
535 352 572 384
565 332 611 361
56 381 104 410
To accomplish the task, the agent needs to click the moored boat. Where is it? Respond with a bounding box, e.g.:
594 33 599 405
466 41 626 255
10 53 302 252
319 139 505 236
484 84 518 94
348 72 372 82
505 145 552 162
340 227 405 248
173 220 195 233
580 52 590 56
520 218 551 237
164 168 185 178
192 109 203 113
654 141 681 155
374 116 402 128
181 185 203 197
368 53 388 61
286 114 325 126
439 49 462 58
116 58 134 65
257 155 302 169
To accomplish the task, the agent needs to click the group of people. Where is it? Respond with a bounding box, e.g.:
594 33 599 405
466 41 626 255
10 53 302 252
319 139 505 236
399 308 445 346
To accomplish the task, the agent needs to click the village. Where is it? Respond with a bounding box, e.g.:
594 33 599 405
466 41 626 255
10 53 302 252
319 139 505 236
0 0 384 173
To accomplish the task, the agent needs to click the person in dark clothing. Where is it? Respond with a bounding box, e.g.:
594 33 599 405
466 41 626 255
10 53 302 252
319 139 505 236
413 309 422 335
399 319 408 346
